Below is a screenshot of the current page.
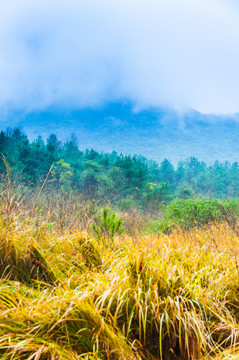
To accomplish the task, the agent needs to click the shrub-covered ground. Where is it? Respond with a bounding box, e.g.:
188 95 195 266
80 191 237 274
1 204 239 359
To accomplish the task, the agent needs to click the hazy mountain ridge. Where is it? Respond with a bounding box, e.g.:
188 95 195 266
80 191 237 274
1 102 239 164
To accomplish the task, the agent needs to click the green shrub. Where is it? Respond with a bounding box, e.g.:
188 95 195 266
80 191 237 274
92 207 124 246
155 198 239 233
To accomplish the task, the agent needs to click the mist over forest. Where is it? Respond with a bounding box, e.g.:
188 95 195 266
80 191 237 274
1 102 239 165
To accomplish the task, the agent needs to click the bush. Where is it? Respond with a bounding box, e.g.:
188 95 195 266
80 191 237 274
156 198 239 233
92 207 124 246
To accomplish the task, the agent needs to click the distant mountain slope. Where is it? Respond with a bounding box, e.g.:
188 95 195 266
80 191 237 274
1 102 239 164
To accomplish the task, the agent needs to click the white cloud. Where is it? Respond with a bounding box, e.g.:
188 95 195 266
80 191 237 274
0 0 238 114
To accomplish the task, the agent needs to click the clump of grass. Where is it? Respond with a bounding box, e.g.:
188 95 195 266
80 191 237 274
0 288 137 360
0 225 58 284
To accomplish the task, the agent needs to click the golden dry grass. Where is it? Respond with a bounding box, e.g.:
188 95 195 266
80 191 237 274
1 213 239 359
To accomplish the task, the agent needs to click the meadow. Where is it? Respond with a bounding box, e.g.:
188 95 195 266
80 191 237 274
1 183 239 360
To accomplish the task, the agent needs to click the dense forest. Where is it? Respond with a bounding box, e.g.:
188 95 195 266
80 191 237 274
1 127 239 211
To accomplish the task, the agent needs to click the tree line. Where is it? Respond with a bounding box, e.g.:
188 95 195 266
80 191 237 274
0 127 239 210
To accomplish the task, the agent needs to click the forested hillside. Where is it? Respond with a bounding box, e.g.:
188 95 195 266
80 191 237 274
1 128 239 210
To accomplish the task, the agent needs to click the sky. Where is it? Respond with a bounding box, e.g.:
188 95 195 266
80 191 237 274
0 0 239 115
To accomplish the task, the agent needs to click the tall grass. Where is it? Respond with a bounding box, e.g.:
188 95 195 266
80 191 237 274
0 208 239 359
1 172 239 358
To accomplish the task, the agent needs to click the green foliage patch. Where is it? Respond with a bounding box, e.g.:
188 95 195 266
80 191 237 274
145 198 239 234
92 207 124 246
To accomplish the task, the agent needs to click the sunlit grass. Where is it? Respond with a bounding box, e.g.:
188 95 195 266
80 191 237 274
1 212 239 359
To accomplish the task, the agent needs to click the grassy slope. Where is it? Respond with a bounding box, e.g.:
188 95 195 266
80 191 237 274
1 213 239 359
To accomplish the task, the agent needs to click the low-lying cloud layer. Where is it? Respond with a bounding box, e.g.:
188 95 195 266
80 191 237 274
0 0 239 114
